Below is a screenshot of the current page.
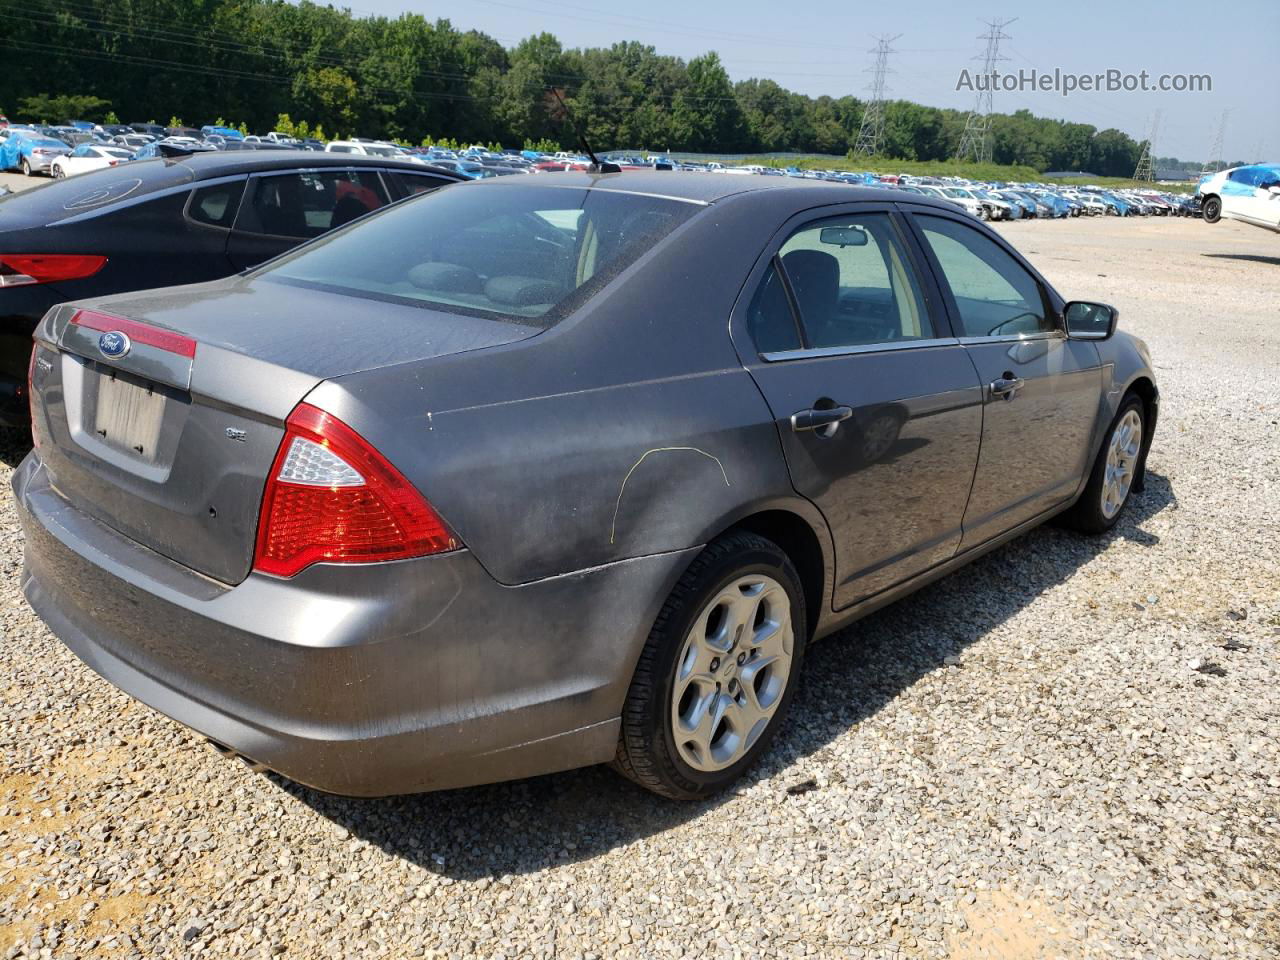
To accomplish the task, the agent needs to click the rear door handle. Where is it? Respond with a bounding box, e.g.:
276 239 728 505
989 376 1025 400
791 406 853 432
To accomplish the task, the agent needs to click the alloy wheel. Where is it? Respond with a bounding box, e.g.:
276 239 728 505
670 575 794 773
1101 409 1142 519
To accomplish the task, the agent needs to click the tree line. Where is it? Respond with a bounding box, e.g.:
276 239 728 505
1 0 1168 175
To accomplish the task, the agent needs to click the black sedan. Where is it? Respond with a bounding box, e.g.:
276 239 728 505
17 172 1158 799
0 152 461 424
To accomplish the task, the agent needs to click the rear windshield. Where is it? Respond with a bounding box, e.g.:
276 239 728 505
262 184 700 326
0 160 187 225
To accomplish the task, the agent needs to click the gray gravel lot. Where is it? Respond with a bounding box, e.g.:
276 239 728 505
1 214 1278 960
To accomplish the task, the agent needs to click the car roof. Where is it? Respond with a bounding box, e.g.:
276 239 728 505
474 169 957 211
0 152 462 230
163 150 446 179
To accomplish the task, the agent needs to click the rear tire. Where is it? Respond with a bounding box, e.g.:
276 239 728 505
20 158 31 177
1202 195 1221 223
1062 395 1145 534
612 531 807 800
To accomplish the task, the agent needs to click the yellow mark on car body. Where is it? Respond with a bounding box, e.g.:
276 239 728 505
609 446 730 545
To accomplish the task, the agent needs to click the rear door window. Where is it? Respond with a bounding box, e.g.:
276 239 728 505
760 213 932 351
235 170 390 240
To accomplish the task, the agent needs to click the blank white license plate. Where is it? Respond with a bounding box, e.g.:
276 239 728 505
95 374 165 460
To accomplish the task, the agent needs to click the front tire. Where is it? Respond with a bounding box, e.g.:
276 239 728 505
613 532 807 800
1202 195 1221 223
1062 395 1145 534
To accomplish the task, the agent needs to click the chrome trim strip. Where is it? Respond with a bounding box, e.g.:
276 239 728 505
761 337 961 362
956 331 1064 345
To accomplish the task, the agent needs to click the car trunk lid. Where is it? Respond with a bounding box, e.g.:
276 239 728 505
34 277 538 584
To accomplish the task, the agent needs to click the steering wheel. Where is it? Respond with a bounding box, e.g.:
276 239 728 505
986 312 1042 337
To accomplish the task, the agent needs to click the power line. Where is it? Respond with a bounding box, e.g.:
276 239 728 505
1200 110 1229 175
852 34 900 157
1132 110 1159 181
955 17 1016 164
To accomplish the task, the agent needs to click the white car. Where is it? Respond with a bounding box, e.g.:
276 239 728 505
1074 194 1109 216
50 144 133 178
917 185 984 219
325 140 402 158
1198 164 1280 234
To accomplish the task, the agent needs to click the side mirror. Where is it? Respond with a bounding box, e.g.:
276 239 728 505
1064 300 1118 340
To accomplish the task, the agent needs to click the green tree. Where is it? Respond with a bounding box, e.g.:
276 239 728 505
670 53 747 151
17 93 111 123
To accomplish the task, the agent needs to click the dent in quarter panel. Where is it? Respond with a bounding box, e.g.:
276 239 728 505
308 368 792 585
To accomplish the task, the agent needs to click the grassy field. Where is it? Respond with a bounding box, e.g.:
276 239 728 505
738 154 1043 182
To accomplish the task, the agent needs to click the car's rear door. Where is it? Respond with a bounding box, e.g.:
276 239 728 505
731 203 984 609
226 167 391 269
904 208 1102 548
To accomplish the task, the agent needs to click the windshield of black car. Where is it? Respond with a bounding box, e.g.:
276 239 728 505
261 184 700 326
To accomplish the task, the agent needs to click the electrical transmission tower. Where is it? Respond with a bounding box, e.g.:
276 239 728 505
1200 110 1229 176
955 17 1016 163
852 34 901 157
1132 110 1160 181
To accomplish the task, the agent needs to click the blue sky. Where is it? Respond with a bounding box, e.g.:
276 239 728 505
342 0 1277 161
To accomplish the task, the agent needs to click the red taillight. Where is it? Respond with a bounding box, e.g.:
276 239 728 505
0 254 107 287
253 403 458 578
71 309 197 357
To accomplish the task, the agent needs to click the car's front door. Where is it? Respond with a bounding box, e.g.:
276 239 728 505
1235 186 1280 230
907 210 1102 548
732 206 984 609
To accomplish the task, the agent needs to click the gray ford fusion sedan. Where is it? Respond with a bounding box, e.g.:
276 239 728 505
15 172 1157 799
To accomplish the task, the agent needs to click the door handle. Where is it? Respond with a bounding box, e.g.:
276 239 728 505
791 405 854 432
989 376 1024 400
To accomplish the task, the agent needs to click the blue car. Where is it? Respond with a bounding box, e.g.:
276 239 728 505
997 190 1037 217
200 125 244 141
1031 191 1072 218
1097 192 1132 216
0 130 71 176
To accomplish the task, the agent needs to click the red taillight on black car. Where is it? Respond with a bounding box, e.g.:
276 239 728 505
0 254 107 287
253 404 458 578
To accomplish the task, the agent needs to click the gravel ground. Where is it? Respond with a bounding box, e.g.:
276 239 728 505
1 214 1278 960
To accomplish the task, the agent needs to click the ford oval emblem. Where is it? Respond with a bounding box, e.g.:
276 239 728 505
98 331 131 359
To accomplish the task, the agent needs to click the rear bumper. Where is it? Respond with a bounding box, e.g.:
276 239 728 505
14 454 696 795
